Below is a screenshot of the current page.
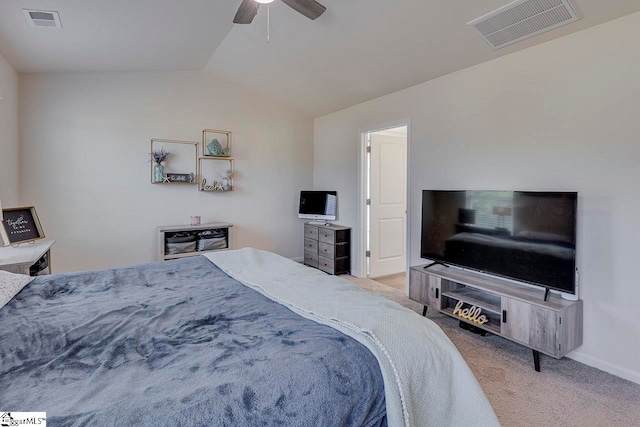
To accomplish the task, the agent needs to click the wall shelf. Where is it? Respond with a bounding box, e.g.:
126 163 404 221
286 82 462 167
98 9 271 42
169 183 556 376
149 130 236 192
202 129 232 158
198 157 235 192
150 138 198 185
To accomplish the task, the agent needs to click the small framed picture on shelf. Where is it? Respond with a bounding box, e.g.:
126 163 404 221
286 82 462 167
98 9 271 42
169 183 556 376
165 173 195 183
1 206 45 246
202 129 232 157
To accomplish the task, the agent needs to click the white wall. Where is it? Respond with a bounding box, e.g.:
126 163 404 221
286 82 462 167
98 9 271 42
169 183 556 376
0 51 19 207
314 12 640 383
20 71 313 272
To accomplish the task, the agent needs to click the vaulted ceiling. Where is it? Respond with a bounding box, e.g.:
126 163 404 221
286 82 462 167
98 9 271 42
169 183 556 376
1 0 639 117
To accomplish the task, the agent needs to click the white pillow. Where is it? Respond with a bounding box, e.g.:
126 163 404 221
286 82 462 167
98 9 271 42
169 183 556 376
0 270 35 310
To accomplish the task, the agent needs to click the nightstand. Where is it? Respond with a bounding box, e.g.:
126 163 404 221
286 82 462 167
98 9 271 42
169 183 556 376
0 239 55 275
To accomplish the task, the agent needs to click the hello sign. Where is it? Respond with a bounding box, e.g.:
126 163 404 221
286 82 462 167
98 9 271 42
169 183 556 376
452 300 489 325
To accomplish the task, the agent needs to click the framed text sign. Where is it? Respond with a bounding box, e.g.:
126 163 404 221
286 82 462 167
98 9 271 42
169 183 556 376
166 173 195 183
1 206 45 245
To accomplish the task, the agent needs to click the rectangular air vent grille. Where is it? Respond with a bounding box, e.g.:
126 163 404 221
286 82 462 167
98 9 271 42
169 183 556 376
468 0 579 50
23 9 62 29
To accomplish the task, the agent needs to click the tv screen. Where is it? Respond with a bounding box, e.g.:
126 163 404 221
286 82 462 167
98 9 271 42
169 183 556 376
299 191 337 221
421 190 577 293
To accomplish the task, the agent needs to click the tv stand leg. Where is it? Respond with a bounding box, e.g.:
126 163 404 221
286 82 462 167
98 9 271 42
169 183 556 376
543 288 550 302
424 261 449 270
422 305 428 317
533 350 541 372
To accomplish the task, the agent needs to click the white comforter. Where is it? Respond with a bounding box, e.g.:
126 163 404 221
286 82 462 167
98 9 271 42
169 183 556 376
206 248 499 427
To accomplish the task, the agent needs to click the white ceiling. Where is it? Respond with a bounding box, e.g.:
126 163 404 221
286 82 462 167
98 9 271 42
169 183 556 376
1 0 639 117
0 0 237 72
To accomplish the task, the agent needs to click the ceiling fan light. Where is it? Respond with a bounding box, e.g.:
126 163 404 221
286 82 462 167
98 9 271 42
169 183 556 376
255 0 275 3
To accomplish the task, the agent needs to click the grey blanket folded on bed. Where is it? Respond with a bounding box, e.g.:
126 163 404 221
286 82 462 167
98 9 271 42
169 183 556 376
0 257 386 427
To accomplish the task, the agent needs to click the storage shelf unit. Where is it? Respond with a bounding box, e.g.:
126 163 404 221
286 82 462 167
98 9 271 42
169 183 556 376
157 223 233 262
303 223 350 275
409 264 583 371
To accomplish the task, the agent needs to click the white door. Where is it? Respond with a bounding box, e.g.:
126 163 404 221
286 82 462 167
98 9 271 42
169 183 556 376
369 131 407 278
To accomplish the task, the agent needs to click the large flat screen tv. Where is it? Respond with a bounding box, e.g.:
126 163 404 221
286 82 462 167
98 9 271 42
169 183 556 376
299 191 337 221
421 190 577 294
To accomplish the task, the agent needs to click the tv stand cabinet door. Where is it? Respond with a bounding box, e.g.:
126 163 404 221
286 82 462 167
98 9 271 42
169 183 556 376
501 297 558 357
409 269 441 308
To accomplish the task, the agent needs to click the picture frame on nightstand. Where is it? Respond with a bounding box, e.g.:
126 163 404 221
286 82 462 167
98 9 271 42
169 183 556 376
1 206 45 246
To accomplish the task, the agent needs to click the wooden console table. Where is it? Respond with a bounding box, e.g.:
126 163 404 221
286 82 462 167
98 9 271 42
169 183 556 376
409 264 583 371
0 239 55 275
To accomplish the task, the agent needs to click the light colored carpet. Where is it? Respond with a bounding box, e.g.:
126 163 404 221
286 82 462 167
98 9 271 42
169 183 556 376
372 272 406 291
343 275 640 427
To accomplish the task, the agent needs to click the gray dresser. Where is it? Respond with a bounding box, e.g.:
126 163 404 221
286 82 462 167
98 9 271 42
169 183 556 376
303 223 351 275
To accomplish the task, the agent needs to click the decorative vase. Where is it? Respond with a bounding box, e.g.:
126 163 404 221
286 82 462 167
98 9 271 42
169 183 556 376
154 163 165 183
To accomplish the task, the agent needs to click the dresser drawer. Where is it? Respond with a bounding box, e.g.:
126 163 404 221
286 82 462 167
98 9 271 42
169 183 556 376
318 256 335 274
304 238 318 253
304 224 319 240
304 251 319 268
318 229 335 244
318 242 335 259
318 256 350 275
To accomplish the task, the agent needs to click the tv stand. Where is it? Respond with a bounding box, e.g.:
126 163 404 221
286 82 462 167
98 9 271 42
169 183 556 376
409 265 583 372
424 261 449 269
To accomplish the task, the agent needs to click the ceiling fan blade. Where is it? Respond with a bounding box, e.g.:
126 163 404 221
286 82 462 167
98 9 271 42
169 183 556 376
233 0 259 24
281 0 326 20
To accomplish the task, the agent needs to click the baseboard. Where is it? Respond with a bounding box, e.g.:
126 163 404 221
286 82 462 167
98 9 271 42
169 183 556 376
291 257 304 263
567 351 640 385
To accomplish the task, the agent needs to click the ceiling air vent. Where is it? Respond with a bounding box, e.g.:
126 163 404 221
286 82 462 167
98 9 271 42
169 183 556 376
22 9 62 29
468 0 579 50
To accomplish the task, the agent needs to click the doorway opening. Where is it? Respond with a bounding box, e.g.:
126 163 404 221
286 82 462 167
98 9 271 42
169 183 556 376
360 123 408 282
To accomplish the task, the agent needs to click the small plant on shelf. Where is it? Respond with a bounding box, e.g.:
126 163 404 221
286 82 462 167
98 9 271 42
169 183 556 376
150 148 171 183
150 148 170 164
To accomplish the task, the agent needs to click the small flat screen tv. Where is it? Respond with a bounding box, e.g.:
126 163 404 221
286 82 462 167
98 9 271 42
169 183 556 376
421 190 577 294
299 191 337 221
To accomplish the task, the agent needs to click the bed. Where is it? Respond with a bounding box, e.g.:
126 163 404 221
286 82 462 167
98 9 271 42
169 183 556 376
0 248 499 427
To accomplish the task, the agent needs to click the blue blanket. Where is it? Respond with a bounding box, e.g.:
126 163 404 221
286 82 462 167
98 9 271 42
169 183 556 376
0 257 386 426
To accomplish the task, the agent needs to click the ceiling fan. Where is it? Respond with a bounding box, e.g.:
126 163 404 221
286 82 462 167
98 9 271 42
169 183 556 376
233 0 326 24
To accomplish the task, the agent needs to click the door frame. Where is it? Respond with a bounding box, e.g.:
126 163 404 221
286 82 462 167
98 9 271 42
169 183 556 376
356 118 411 282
